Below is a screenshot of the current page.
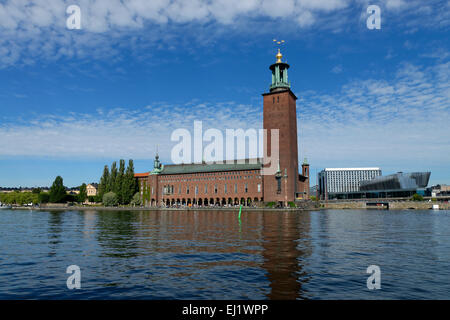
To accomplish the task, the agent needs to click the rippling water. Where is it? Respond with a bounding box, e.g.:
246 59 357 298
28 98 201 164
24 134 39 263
0 209 449 299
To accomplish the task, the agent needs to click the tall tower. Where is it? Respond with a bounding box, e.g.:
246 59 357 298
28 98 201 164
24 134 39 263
263 49 299 204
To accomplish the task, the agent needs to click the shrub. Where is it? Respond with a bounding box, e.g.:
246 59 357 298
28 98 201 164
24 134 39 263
130 192 141 206
103 192 118 207
310 195 318 201
265 202 276 208
412 193 424 201
288 201 296 208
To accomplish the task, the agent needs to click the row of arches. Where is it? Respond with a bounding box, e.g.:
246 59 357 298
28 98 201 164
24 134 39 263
145 197 263 207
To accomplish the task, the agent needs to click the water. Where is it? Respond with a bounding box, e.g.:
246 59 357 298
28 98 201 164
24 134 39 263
0 209 449 299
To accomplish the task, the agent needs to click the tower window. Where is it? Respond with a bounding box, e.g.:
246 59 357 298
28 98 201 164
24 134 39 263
277 96 279 103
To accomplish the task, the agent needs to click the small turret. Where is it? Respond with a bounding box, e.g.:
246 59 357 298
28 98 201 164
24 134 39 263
150 153 163 175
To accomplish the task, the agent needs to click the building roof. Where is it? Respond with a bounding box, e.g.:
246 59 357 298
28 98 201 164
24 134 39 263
323 167 381 171
162 161 262 175
134 172 150 178
135 159 263 177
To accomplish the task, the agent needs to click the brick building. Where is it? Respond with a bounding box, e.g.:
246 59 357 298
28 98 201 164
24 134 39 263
135 50 309 207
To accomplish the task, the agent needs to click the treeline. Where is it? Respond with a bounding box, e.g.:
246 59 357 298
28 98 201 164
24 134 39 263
0 177 86 205
0 191 39 205
98 159 138 206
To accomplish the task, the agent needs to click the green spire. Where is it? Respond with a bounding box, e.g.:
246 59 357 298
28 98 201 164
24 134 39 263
269 49 290 92
150 152 163 175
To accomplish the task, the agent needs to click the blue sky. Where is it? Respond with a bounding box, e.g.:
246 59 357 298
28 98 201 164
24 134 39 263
0 0 449 188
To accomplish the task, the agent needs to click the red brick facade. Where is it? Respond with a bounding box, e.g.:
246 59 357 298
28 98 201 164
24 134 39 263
262 89 300 203
136 168 263 207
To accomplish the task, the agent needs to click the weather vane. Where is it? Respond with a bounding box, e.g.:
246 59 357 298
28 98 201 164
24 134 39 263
272 39 285 63
273 39 285 46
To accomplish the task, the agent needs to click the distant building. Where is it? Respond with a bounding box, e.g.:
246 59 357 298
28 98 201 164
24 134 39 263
360 172 431 195
319 170 431 200
318 168 382 200
309 185 318 197
430 184 450 197
87 183 98 197
67 188 80 195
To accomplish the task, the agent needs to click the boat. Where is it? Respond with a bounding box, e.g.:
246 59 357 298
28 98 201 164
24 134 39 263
0 205 12 210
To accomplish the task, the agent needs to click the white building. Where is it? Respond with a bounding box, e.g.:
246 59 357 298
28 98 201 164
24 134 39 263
318 168 382 200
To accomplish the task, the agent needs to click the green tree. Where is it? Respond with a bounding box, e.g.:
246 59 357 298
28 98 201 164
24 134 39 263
103 191 118 207
38 192 50 203
94 194 102 203
109 161 118 197
131 192 141 206
32 188 41 194
412 193 424 201
121 159 136 205
78 183 87 203
98 165 110 200
49 176 67 203
116 159 126 203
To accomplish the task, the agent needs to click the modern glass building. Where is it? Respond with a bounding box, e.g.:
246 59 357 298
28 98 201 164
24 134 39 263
318 168 382 200
359 172 431 198
319 170 431 200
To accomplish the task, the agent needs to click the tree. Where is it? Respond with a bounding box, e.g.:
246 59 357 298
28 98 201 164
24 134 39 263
109 161 118 197
412 193 424 201
131 192 141 206
32 188 41 194
49 176 66 203
98 165 110 200
78 183 87 203
38 192 50 203
103 192 118 207
116 159 126 203
121 159 136 205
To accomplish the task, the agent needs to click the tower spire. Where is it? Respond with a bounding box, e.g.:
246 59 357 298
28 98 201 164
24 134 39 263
269 47 290 92
276 48 282 63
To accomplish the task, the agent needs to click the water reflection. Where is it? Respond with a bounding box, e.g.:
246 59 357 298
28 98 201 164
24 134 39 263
1 209 449 299
47 211 64 256
261 212 311 299
96 211 140 258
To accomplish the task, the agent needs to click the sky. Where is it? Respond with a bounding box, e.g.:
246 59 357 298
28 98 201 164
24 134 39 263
0 0 449 188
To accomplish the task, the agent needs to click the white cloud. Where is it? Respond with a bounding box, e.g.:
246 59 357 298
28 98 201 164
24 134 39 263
331 64 343 74
1 60 448 173
0 0 445 68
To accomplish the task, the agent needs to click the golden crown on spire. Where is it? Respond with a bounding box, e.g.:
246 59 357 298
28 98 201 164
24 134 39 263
276 48 283 63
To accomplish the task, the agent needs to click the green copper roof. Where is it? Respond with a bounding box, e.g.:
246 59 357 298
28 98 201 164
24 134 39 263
160 160 262 175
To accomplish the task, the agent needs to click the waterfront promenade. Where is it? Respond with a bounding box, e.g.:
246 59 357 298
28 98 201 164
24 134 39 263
7 200 449 211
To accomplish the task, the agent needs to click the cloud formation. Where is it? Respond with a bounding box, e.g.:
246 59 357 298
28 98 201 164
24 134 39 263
1 60 448 172
0 0 447 67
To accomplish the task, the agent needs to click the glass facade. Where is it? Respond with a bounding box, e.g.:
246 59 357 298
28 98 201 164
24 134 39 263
360 172 431 191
